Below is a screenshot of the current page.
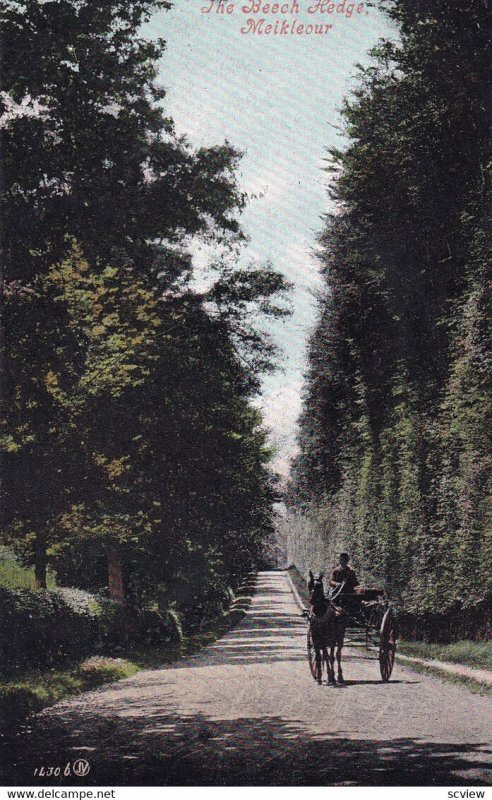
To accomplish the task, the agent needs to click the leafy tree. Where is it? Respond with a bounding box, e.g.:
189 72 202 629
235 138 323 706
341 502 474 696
3 241 286 619
1 0 244 285
1 1 290 619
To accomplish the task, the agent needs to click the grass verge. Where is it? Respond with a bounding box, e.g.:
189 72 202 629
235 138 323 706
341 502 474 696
0 657 139 732
398 639 492 672
397 657 492 697
0 577 256 734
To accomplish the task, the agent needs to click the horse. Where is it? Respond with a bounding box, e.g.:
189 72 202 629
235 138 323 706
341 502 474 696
307 570 347 685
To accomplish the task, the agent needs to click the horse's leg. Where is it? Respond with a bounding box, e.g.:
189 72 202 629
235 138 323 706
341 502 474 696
315 646 322 684
336 644 344 683
336 625 346 683
322 645 330 684
328 645 336 684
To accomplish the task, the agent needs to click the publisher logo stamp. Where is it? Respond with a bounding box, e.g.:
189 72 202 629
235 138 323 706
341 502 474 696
73 759 91 777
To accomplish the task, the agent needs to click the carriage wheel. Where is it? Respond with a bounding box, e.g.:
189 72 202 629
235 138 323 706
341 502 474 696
307 628 324 682
379 609 396 682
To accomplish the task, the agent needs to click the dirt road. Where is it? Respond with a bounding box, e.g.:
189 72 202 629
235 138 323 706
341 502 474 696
2 571 491 786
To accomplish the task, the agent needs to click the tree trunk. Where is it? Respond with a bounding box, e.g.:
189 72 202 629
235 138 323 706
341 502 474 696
34 533 47 588
108 546 126 605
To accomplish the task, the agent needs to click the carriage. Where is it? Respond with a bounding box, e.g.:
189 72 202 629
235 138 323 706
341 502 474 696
305 583 397 684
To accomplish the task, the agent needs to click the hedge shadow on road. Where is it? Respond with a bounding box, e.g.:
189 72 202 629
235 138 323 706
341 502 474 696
2 709 491 786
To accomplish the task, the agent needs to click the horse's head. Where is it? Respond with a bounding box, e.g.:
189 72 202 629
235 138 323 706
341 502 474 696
308 569 324 591
309 572 328 615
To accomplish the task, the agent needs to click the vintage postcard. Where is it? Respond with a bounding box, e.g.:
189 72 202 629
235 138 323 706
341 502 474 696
0 0 491 791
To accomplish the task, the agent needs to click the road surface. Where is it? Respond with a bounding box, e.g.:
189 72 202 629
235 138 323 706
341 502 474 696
2 571 492 786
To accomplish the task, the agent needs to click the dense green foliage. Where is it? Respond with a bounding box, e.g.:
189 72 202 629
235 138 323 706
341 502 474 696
288 0 491 618
0 548 56 589
1 0 243 283
0 586 173 677
1 1 288 626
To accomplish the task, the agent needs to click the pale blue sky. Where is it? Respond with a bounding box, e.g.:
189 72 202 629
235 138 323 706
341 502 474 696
147 1 395 475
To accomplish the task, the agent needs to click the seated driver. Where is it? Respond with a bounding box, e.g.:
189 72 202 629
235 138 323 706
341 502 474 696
329 552 359 601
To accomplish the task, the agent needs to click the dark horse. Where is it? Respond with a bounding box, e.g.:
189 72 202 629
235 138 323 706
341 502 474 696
307 570 347 685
